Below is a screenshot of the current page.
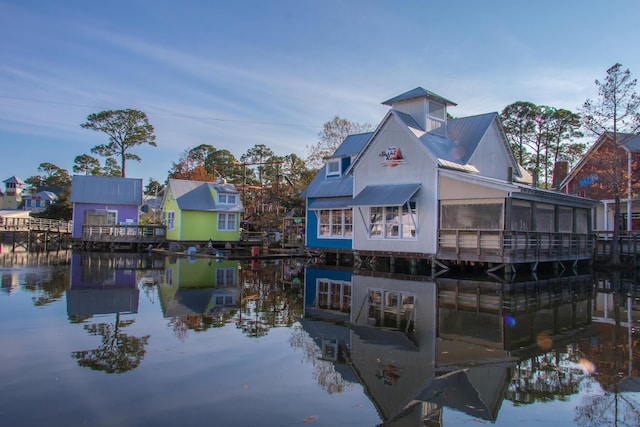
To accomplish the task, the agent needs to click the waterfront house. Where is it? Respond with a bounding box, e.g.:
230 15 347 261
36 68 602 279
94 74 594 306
161 178 244 244
70 175 143 239
558 132 640 231
302 87 596 273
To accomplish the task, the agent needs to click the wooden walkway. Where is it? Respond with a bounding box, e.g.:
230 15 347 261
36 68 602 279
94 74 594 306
0 216 73 250
593 231 640 266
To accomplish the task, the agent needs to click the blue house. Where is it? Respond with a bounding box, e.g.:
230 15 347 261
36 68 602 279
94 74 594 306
300 132 371 250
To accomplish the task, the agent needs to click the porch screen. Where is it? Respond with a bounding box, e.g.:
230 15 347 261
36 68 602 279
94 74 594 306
558 207 573 232
511 200 532 231
575 209 589 233
440 203 503 230
536 204 554 232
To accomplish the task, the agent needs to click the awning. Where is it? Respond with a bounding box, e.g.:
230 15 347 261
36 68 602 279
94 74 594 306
350 183 420 206
308 197 353 210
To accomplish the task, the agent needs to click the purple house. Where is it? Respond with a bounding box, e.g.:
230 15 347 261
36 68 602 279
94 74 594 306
69 175 143 239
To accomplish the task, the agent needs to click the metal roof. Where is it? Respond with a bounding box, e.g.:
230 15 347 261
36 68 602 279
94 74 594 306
169 179 243 212
70 175 143 205
332 132 372 157
3 175 24 184
622 133 640 152
300 133 370 199
382 87 457 107
350 183 420 206
308 197 353 210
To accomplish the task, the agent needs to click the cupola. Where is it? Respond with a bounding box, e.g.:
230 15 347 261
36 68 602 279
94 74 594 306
382 87 456 136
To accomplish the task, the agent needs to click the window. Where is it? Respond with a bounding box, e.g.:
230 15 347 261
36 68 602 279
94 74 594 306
317 209 352 238
166 211 175 230
84 209 117 226
218 193 237 204
368 203 416 239
367 289 416 330
218 212 236 231
216 267 235 286
317 279 351 313
326 159 341 177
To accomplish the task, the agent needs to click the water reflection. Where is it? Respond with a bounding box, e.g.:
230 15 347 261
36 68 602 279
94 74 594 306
302 266 640 425
3 251 637 424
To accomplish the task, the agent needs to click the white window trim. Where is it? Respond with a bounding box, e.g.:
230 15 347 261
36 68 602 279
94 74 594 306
365 202 417 240
326 159 341 177
218 193 238 205
316 279 352 312
315 208 352 239
218 212 237 231
166 210 175 230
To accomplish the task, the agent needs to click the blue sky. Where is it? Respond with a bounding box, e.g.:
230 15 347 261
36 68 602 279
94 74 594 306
1 0 639 185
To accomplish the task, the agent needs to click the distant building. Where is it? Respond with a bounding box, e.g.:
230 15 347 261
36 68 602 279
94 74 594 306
0 176 24 210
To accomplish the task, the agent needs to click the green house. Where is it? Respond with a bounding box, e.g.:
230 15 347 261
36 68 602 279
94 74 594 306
161 178 244 242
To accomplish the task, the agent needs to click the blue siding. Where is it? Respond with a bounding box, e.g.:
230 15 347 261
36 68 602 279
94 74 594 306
304 267 352 307
305 199 352 250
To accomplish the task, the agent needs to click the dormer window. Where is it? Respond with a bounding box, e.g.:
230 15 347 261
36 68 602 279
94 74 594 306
218 193 237 204
326 159 341 177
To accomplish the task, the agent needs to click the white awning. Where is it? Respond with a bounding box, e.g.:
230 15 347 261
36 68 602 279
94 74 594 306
350 183 420 207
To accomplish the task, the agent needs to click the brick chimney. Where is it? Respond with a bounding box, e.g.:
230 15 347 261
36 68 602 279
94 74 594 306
553 160 569 189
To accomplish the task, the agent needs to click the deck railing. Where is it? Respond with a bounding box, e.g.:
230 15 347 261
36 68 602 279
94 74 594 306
81 224 166 243
438 229 594 263
0 216 73 233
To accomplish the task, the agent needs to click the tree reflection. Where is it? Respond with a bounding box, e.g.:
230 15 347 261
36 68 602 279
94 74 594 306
573 271 640 426
289 324 349 394
71 312 150 374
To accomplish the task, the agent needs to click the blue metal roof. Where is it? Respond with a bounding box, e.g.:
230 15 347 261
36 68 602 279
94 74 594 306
308 197 353 210
350 183 420 206
382 87 457 107
300 133 371 199
332 132 372 157
70 175 143 205
622 133 640 152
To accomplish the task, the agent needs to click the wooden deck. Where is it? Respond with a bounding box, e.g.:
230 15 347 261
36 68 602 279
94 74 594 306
80 224 166 249
437 229 593 266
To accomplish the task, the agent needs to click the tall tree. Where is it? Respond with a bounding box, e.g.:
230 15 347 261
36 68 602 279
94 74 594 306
306 116 373 169
580 63 640 264
500 101 537 166
81 109 157 177
73 154 102 175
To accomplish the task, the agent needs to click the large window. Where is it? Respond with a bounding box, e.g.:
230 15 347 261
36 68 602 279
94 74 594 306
84 209 117 226
367 289 415 330
317 279 351 313
216 267 235 286
368 203 416 239
218 213 237 231
317 209 352 238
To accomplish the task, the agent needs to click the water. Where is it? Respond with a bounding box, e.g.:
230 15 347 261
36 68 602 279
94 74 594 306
0 251 638 426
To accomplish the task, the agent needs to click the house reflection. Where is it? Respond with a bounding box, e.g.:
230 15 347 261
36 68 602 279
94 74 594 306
66 253 140 317
303 267 600 425
158 257 241 321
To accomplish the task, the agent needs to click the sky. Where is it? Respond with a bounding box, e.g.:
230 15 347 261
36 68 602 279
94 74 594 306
1 0 639 186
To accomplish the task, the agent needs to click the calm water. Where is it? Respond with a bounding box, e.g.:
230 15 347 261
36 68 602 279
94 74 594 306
0 250 638 426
